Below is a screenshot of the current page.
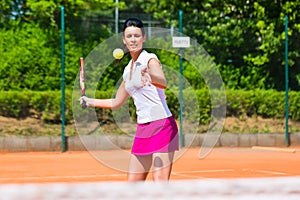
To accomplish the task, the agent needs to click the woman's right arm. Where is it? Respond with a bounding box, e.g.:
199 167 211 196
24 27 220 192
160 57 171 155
80 81 130 109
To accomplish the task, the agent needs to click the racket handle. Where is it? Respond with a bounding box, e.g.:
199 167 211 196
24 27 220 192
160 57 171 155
81 94 87 109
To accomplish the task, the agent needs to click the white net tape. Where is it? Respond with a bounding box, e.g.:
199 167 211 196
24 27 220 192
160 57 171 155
1 177 300 200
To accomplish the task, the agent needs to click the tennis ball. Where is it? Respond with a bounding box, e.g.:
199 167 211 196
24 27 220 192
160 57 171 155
113 48 124 60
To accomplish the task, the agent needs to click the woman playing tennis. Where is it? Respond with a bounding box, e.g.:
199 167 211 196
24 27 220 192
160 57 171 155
80 18 179 182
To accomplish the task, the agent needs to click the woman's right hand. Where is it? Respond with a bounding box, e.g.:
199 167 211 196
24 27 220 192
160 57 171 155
79 96 93 107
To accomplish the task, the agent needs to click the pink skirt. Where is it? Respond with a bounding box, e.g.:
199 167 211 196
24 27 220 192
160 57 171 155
131 116 179 155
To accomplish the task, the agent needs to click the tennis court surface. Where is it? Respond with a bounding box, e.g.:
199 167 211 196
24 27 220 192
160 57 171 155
0 147 299 199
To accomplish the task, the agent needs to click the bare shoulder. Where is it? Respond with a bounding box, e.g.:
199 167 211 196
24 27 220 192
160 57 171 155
148 57 161 68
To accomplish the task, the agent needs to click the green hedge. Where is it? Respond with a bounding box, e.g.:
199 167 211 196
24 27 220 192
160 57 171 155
0 89 299 123
226 89 300 120
0 90 71 122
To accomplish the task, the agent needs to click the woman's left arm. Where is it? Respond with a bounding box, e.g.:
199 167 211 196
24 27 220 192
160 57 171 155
145 58 167 89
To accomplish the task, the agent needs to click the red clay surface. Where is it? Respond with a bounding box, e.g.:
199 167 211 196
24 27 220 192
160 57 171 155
0 147 300 184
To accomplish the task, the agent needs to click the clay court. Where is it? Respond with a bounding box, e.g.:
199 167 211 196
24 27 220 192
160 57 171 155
1 147 299 184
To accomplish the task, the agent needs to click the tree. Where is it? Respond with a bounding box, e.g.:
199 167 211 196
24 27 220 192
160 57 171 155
129 0 300 90
0 0 120 91
1 0 300 91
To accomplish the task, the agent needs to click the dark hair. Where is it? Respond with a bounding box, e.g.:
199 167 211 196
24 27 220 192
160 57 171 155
122 18 145 36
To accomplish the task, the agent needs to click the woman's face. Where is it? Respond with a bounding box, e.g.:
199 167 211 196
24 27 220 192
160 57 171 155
123 26 146 53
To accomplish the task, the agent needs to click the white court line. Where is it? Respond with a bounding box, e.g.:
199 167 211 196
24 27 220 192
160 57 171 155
254 169 287 175
171 172 203 179
0 169 288 182
242 168 287 175
173 168 288 178
171 169 234 179
174 169 234 174
0 170 234 182
0 174 127 181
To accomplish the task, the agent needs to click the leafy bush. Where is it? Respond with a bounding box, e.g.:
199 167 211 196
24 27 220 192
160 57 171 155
1 89 299 125
0 90 70 123
226 89 300 120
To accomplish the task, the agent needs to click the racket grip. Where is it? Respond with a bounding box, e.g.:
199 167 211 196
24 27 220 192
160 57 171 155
81 95 87 109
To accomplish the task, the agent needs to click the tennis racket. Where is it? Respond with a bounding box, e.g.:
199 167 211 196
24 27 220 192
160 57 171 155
80 57 87 109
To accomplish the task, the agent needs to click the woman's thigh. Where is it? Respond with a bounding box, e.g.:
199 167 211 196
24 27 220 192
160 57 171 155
127 154 153 181
152 152 175 181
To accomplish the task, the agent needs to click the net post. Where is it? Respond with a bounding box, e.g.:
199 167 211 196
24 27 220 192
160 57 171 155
285 15 290 147
61 6 66 152
179 10 184 147
115 0 119 34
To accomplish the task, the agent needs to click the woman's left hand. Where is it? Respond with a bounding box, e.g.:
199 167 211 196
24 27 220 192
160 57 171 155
141 67 152 86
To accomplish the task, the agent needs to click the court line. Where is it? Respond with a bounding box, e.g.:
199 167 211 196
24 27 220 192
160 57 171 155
252 146 296 153
242 168 287 175
256 169 287 175
171 172 204 179
173 169 234 174
171 169 234 179
0 168 289 183
173 168 288 178
0 174 127 182
0 170 234 182
0 170 232 181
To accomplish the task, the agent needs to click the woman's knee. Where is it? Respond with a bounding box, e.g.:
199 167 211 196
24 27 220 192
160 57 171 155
127 172 148 182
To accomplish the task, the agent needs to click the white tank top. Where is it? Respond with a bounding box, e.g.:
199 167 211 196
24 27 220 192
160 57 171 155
123 50 172 124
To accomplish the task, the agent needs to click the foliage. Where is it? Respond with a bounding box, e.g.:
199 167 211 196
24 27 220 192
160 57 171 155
1 89 300 125
1 0 300 133
1 0 300 92
0 90 68 122
0 24 60 90
132 0 300 90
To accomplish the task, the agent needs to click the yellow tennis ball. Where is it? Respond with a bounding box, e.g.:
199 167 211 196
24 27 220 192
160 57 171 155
113 48 124 60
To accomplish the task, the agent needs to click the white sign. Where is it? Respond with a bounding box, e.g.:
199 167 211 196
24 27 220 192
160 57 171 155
172 37 190 48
